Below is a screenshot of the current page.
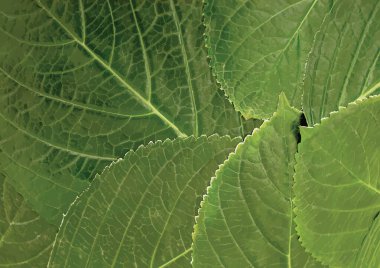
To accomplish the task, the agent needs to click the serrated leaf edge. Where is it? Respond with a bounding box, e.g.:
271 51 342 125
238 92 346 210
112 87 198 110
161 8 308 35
292 93 380 267
191 95 300 264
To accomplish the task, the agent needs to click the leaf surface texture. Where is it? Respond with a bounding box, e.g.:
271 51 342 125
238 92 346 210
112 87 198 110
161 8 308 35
0 0 247 224
192 96 322 267
303 0 380 124
48 135 239 267
204 0 331 118
0 173 57 267
294 95 380 267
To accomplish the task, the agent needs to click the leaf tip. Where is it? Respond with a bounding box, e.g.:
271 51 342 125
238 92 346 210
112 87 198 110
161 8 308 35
299 126 313 140
278 92 290 109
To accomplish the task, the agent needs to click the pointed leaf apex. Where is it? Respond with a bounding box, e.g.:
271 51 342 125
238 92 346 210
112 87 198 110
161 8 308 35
277 92 291 110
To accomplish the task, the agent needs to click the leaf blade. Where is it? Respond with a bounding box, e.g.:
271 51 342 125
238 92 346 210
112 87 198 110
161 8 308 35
48 135 240 267
0 173 56 267
303 0 380 125
204 0 332 119
0 0 248 224
294 95 380 267
192 95 323 267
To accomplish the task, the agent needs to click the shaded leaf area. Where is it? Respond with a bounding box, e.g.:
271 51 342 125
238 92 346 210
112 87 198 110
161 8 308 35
294 95 380 267
303 0 380 125
0 173 57 267
0 0 249 225
192 95 323 267
48 135 239 268
204 0 332 119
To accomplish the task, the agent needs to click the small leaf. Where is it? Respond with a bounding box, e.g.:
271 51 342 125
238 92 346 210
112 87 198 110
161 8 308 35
303 0 380 125
0 0 248 225
192 97 322 267
203 0 332 119
0 173 56 267
294 95 380 267
48 135 239 267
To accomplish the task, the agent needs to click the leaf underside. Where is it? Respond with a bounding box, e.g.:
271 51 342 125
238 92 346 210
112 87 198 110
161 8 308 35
48 135 239 268
0 0 249 225
294 95 380 267
192 95 323 267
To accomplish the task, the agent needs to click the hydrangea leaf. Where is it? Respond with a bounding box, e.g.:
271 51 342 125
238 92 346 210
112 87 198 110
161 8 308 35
354 214 380 268
48 135 239 267
0 0 249 225
0 173 57 267
294 95 380 267
303 0 380 125
203 0 332 119
192 95 323 267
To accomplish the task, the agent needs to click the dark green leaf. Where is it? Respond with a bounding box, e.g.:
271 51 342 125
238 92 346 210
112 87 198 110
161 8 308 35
0 0 247 224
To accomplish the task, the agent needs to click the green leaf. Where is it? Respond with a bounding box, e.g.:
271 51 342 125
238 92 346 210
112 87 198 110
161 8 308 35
48 135 239 267
0 0 248 225
355 214 380 268
203 0 332 119
303 0 380 125
0 173 57 267
294 95 380 267
192 95 322 267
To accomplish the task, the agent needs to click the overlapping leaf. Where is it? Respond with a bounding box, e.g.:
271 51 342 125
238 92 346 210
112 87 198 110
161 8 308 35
294 95 380 267
303 0 380 125
204 0 332 119
0 173 57 267
192 95 323 267
48 135 239 267
0 0 250 224
204 0 380 121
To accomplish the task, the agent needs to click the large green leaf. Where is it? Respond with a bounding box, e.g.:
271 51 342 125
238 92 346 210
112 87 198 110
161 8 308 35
48 135 239 267
0 0 248 225
204 0 332 119
303 0 380 125
192 95 322 267
294 95 380 267
0 173 57 267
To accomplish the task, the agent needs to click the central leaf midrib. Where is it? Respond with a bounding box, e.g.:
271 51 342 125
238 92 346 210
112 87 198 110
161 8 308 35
35 0 187 138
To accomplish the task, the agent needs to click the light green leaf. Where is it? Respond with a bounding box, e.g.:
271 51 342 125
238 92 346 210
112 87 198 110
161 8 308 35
355 214 380 268
192 95 322 267
48 135 239 267
0 173 57 267
0 0 249 225
294 95 380 267
303 0 380 125
204 0 332 119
